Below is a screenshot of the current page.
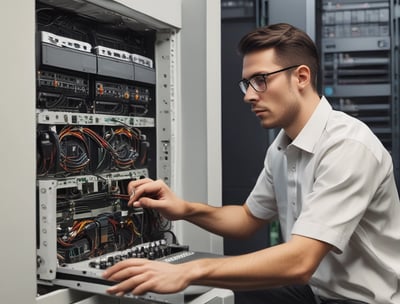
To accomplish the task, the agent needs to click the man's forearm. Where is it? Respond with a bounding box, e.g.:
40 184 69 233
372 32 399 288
184 244 306 290
182 202 266 239
182 235 331 290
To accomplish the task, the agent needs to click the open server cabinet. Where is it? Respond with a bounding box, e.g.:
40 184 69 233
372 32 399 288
0 0 226 303
35 0 179 300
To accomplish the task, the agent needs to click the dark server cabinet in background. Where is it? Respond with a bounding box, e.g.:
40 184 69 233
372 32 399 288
221 0 271 256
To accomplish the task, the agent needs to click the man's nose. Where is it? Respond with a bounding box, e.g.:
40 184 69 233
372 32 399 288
243 87 258 104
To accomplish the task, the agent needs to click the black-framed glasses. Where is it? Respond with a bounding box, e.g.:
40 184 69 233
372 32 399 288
238 65 300 94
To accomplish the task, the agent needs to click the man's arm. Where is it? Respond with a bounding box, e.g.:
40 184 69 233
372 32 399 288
103 234 332 295
183 202 267 239
190 235 332 289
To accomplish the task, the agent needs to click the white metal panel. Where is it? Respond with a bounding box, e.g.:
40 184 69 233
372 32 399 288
0 1 36 304
174 0 223 254
205 0 223 255
36 289 90 304
101 0 182 29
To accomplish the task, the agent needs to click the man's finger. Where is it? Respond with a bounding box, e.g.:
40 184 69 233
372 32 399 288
103 259 145 279
106 273 149 295
128 180 165 206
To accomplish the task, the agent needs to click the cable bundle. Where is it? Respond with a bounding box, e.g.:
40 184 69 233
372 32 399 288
38 125 148 175
59 126 91 174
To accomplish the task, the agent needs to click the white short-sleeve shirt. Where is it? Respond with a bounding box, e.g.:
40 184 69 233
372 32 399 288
246 96 400 303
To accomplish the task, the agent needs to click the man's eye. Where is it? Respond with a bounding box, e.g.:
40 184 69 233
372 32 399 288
252 76 265 86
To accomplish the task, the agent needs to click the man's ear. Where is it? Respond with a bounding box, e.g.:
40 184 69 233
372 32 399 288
295 65 311 90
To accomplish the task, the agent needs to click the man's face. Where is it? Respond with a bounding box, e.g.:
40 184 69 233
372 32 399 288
241 48 301 130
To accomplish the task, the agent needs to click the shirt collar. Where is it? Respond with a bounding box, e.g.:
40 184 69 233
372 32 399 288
276 96 332 153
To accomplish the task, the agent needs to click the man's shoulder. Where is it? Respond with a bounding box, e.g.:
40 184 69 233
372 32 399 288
324 110 389 163
326 110 376 141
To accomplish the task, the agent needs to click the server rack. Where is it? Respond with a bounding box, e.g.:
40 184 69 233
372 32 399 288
35 0 177 289
318 0 400 184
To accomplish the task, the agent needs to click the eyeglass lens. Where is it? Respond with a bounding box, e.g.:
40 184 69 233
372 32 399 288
239 75 266 94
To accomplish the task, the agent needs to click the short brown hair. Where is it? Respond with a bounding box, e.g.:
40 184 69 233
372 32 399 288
238 23 319 91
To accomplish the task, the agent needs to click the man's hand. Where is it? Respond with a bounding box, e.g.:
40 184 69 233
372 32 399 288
127 178 189 221
102 259 191 296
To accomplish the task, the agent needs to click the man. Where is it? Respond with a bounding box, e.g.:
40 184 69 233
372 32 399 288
103 23 400 303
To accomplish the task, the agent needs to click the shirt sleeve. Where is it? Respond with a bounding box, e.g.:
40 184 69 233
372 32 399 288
246 151 279 221
292 138 387 253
